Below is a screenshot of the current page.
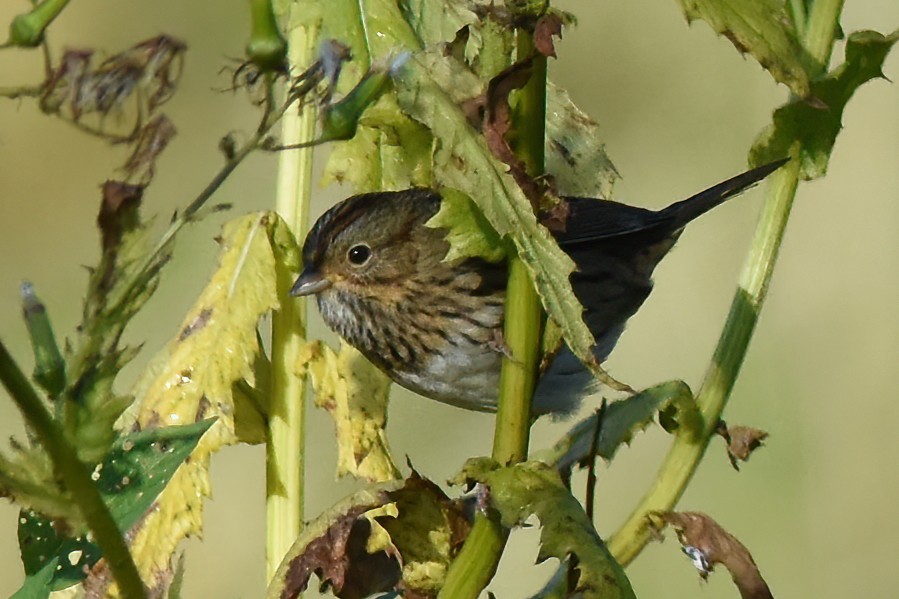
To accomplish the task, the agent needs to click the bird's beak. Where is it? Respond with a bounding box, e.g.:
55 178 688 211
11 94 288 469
290 267 332 297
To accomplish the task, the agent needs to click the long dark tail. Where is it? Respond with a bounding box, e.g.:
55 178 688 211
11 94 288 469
660 158 788 229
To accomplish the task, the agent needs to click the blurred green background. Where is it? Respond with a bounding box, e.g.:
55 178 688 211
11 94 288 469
1 0 897 597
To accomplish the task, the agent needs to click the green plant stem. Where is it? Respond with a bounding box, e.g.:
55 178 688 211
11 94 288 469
608 0 845 563
8 0 71 47
439 35 547 599
803 0 845 75
0 341 146 599
265 19 319 582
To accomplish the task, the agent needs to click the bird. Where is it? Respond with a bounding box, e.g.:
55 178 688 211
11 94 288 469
290 159 786 415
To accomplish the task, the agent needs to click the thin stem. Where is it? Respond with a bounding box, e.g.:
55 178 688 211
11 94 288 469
265 20 319 582
787 0 807 40
0 341 146 599
0 85 43 99
439 34 547 599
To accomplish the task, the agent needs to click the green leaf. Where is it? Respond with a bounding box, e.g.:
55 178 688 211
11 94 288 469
426 189 506 263
545 83 619 199
534 381 700 473
20 283 66 398
11 557 58 599
0 447 76 527
462 461 636 599
321 94 433 192
64 181 163 464
16 421 213 591
751 29 899 180
675 0 812 97
400 0 479 48
395 51 616 388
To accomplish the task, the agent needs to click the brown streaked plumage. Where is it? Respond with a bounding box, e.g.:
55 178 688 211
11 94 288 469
292 160 786 414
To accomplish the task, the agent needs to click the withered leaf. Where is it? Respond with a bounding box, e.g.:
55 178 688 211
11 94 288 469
533 14 564 58
716 420 769 470
660 511 773 599
282 505 390 599
377 470 471 594
123 114 177 184
98 181 143 255
484 59 543 203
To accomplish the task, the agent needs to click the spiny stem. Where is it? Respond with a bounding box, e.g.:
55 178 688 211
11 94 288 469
0 341 146 599
439 32 547 599
608 0 845 564
265 19 319 581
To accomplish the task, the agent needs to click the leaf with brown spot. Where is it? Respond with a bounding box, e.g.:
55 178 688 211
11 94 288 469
395 50 627 395
716 421 768 470
377 471 471 595
659 511 773 599
118 212 297 590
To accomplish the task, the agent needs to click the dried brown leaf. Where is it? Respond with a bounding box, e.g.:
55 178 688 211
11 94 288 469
716 420 769 470
484 59 542 202
533 14 563 58
123 114 177 184
661 511 773 599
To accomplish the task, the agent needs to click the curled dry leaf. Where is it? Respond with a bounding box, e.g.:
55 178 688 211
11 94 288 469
268 473 469 599
377 471 471 595
123 114 177 184
484 58 544 204
716 420 769 470
39 35 186 138
533 13 564 58
659 511 773 599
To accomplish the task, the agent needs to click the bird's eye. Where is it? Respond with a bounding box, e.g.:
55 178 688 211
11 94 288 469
347 243 372 266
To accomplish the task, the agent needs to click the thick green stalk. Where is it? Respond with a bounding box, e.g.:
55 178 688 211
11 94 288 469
609 0 845 565
265 18 319 581
439 35 547 599
0 341 146 599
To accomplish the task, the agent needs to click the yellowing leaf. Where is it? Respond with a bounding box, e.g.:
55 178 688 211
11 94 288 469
321 95 433 192
377 473 470 593
123 212 294 587
545 83 619 199
675 0 812 97
299 340 399 482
